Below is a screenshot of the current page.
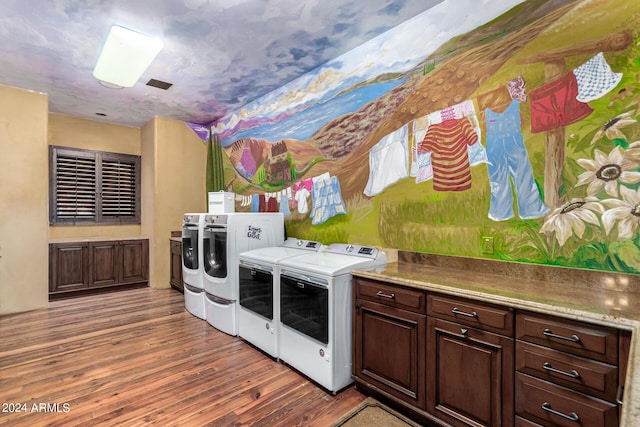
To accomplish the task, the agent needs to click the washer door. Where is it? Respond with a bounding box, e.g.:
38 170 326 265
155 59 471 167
239 263 273 321
181 225 199 270
280 273 329 344
202 225 228 279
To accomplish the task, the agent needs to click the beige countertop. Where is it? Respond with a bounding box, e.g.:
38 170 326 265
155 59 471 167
352 255 640 426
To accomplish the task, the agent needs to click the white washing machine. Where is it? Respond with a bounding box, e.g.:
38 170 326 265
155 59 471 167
181 213 206 319
238 238 324 359
202 212 284 336
277 243 387 393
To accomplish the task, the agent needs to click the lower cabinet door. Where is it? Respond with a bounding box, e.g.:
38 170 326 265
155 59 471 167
427 317 514 427
170 240 183 291
89 241 119 287
353 299 426 409
120 239 149 284
49 243 89 292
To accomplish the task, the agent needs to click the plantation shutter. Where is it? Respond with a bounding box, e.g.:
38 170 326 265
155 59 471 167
52 148 97 223
50 146 140 225
100 154 140 222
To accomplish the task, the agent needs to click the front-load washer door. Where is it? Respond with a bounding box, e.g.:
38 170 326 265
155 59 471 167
182 225 199 271
203 225 228 280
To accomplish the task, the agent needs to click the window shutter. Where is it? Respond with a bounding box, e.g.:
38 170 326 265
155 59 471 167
49 146 141 225
100 155 139 221
52 148 96 222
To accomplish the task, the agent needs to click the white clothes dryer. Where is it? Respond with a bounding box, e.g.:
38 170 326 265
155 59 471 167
277 243 387 393
238 238 324 358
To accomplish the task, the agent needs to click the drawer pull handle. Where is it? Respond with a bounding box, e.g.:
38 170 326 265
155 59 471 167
542 362 580 378
452 307 478 318
543 328 581 343
541 402 579 422
376 291 395 299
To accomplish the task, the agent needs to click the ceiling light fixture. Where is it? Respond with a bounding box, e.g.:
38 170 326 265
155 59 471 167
93 25 163 88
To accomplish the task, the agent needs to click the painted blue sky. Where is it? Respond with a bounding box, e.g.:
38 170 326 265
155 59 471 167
213 0 526 138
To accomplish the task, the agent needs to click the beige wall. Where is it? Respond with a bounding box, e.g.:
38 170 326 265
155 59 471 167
0 85 207 315
0 84 49 314
48 113 143 240
142 117 206 289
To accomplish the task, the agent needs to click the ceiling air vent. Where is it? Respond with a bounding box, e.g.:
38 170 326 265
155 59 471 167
146 79 173 90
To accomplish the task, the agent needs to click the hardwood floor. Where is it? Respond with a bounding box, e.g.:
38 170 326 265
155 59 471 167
0 288 366 426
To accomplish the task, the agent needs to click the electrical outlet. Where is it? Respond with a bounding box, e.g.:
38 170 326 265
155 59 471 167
481 236 494 255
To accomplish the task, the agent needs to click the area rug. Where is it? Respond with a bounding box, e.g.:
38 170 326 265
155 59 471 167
332 397 423 427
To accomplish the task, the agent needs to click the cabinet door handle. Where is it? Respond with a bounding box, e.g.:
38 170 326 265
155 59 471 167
451 307 477 318
541 402 579 422
542 362 580 378
376 291 395 299
543 328 581 343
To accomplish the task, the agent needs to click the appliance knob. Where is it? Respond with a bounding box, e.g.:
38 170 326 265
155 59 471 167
346 244 354 252
297 240 303 246
319 349 325 357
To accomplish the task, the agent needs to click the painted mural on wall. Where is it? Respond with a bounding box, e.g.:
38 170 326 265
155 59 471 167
193 0 640 275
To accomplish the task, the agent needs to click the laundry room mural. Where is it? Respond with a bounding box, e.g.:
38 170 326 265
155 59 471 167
188 0 640 275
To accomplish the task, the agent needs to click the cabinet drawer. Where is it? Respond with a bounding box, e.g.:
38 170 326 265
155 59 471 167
515 416 543 427
516 341 618 401
516 312 618 364
516 373 618 427
355 278 426 313
428 294 514 336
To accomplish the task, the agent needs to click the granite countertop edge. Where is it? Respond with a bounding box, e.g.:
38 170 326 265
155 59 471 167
353 261 640 327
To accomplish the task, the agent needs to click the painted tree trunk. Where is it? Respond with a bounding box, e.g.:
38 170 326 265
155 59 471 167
206 132 225 205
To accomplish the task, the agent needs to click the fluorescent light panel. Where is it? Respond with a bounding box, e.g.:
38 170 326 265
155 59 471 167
93 25 163 88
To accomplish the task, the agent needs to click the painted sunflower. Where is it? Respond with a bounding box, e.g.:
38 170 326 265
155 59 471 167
590 111 636 145
540 197 604 247
601 186 640 239
576 146 640 197
626 141 640 162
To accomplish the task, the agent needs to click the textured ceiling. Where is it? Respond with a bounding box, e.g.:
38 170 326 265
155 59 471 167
0 0 446 128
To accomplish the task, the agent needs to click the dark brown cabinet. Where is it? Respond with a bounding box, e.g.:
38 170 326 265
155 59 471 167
352 275 631 427
120 239 149 284
515 311 625 427
170 239 183 292
49 242 89 292
354 299 426 409
90 241 119 287
353 278 430 421
49 239 148 299
427 295 514 427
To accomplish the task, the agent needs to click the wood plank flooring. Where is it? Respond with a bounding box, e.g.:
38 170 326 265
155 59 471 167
0 288 366 426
